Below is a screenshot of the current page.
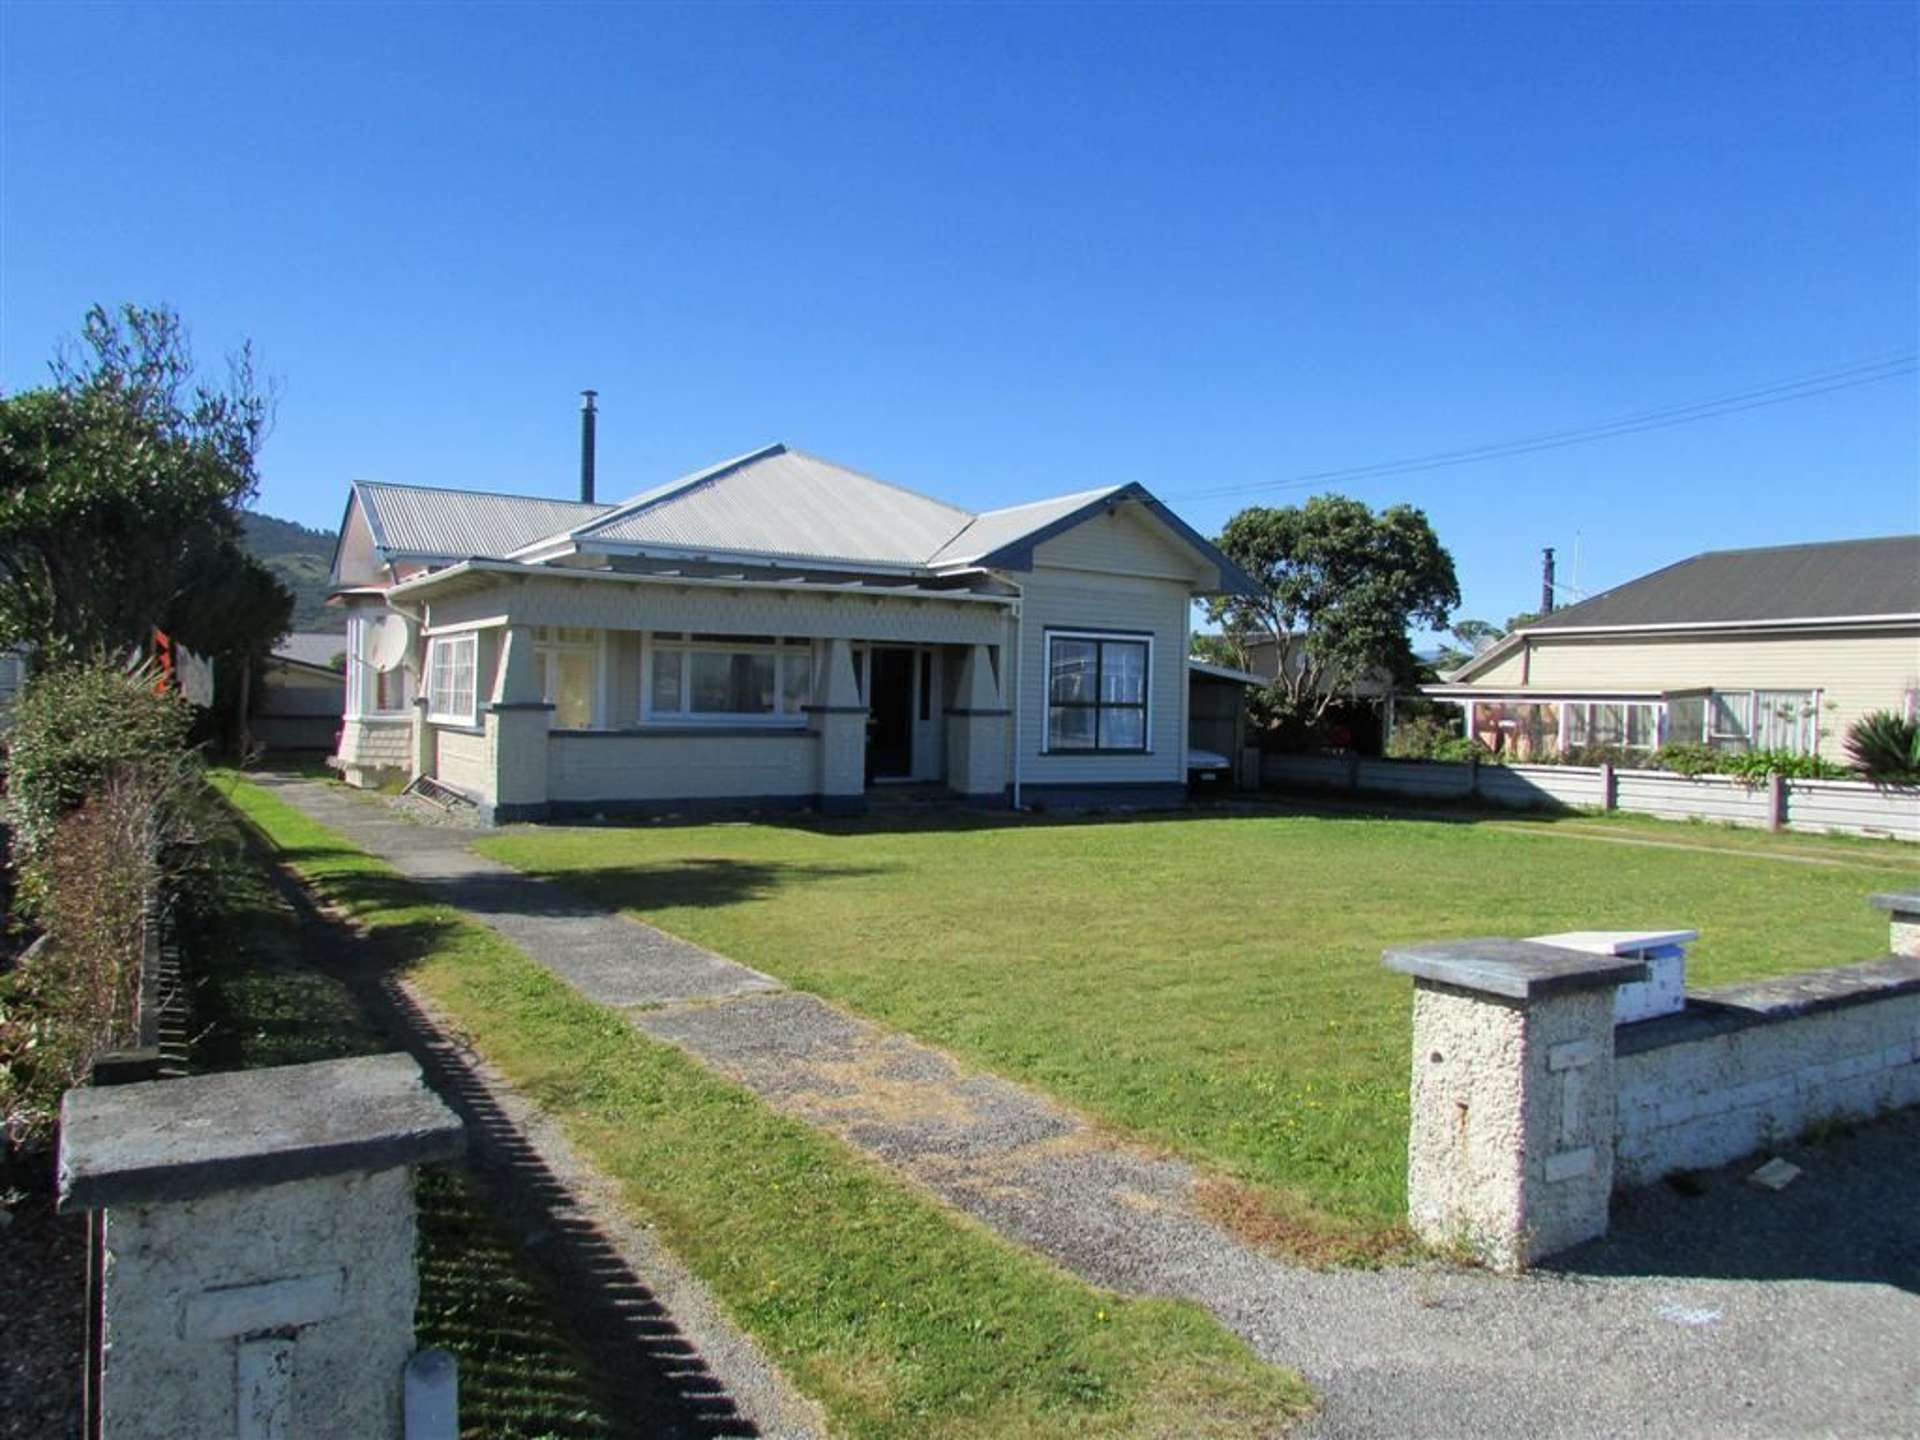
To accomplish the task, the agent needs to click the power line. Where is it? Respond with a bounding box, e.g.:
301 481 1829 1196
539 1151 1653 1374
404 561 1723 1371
1167 352 1917 503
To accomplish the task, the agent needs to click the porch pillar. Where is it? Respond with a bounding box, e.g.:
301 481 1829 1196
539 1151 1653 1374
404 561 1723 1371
486 625 551 823
945 643 1009 807
808 638 867 816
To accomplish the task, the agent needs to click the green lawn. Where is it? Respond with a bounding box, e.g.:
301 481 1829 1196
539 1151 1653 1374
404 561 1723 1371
215 773 1312 1439
477 806 1917 1237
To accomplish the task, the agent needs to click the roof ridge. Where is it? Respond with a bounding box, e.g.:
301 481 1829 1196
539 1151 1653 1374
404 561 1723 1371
1688 533 1919 559
354 478 612 511
971 484 1123 519
570 443 790 542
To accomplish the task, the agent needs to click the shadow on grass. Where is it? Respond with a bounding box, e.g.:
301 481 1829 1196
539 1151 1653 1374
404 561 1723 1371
209 836 769 1437
1542 1108 1920 1295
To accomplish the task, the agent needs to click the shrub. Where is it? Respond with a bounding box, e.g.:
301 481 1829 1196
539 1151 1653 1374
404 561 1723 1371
1651 742 1718 777
1844 711 1920 782
1715 749 1849 783
6 659 194 903
0 777 161 1145
1385 715 1458 760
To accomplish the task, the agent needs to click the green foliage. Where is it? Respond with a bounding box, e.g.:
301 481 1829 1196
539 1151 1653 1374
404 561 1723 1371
7 660 194 862
1208 495 1459 724
1844 711 1920 782
1190 631 1255 671
1385 715 1460 760
239 511 345 633
0 779 161 1144
1714 749 1850 783
0 304 283 662
1651 742 1718 777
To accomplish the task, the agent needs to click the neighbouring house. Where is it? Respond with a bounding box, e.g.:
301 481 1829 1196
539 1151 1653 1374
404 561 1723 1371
1425 535 1920 760
327 443 1255 820
1185 658 1263 788
251 632 348 752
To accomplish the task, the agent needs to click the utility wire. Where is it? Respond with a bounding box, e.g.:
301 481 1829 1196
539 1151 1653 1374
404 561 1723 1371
1168 352 1917 503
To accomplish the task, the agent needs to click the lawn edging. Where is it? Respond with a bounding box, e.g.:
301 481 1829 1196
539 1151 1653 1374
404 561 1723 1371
212 772 1314 1440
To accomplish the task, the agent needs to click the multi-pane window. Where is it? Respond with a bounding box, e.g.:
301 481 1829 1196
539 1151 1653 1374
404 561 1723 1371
1564 700 1660 751
344 615 412 717
646 634 811 722
425 634 477 726
533 627 596 730
1046 632 1150 753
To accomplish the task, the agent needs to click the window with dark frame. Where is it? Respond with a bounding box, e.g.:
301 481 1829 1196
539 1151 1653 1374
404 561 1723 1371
1046 632 1149 753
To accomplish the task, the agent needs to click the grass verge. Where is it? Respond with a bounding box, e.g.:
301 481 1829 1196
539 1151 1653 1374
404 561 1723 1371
211 771 1314 1440
183 806 624 1439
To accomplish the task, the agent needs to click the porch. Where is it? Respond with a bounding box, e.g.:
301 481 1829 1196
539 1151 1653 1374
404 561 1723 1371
335 563 1016 820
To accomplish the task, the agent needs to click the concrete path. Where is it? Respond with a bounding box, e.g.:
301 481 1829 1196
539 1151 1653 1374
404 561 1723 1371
260 776 1920 1439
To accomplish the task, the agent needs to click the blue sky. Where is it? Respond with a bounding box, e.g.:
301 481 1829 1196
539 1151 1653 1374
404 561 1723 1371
3 2 1915 633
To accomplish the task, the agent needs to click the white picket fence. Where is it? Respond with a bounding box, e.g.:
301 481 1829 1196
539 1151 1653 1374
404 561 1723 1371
1260 753 1920 842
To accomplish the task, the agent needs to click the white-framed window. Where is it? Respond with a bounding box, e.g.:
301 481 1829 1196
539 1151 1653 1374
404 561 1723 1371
344 614 412 719
1045 630 1151 753
1700 688 1818 755
533 626 598 730
1563 700 1660 751
643 633 812 724
426 634 478 726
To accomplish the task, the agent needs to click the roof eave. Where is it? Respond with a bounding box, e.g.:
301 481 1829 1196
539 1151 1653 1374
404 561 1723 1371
968 484 1262 597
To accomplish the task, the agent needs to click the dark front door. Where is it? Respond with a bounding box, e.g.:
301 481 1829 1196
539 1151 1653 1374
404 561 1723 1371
867 648 916 781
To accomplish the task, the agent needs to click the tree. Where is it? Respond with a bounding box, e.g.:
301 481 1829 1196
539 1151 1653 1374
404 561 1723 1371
1208 495 1459 724
1191 631 1255 671
0 304 279 663
1431 617 1505 674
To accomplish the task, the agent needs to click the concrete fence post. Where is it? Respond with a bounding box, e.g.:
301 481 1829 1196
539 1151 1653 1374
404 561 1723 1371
1466 754 1480 800
1597 761 1616 812
1766 771 1787 832
1346 751 1361 795
1382 938 1646 1268
1869 889 1920 958
57 1054 465 1440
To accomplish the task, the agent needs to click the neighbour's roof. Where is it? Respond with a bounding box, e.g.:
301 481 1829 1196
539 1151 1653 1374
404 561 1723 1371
354 481 612 559
1187 658 1264 686
1528 535 1920 631
273 632 347 667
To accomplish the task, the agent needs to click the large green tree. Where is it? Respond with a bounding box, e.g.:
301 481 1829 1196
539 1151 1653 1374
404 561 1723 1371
1209 495 1460 723
0 304 289 667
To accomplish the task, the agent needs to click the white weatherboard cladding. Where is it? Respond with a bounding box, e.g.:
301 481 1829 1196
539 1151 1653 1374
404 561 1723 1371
1025 503 1213 584
333 502 381 586
1016 552 1191 786
1465 627 1920 755
548 732 818 802
435 727 491 799
423 576 1008 648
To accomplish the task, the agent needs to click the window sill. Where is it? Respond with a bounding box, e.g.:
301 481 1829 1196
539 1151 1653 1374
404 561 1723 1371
1040 749 1155 758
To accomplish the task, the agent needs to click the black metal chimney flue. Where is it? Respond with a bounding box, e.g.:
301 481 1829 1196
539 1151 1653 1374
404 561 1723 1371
1540 546 1556 615
579 390 598 504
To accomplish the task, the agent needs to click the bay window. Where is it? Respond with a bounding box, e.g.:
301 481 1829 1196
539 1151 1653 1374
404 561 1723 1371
645 634 812 723
425 634 477 726
1046 631 1150 753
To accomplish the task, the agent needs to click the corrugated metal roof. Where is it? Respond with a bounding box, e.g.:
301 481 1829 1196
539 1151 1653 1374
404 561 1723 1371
572 445 974 566
356 482 612 559
924 487 1121 567
274 632 348 666
1527 535 1920 630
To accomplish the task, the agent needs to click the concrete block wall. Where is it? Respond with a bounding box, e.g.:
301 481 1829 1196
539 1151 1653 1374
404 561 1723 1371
1615 982 1920 1186
1387 896 1920 1265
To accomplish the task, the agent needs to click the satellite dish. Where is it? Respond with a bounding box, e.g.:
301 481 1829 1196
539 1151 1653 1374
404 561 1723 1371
366 614 414 673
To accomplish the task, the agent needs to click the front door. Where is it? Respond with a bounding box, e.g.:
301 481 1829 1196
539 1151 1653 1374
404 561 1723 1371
867 647 916 781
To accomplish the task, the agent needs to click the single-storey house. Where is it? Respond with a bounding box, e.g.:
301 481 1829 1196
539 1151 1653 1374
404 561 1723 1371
251 633 349 752
327 443 1256 820
1426 535 1920 760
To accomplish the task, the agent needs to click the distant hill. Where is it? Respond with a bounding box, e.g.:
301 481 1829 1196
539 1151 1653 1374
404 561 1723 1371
240 511 343 633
